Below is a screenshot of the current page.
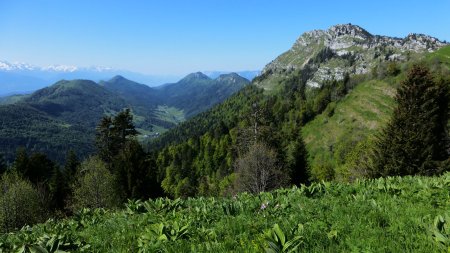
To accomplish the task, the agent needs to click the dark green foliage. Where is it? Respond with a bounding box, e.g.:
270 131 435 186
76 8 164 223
372 64 450 176
27 153 56 185
313 86 332 114
96 109 138 163
96 110 163 201
13 148 55 184
63 150 80 186
0 154 5 175
113 108 139 145
387 61 401 76
95 116 115 163
13 147 29 177
113 140 162 200
49 167 66 210
285 131 309 186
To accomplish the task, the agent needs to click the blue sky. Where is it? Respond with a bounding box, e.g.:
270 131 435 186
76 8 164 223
0 0 449 75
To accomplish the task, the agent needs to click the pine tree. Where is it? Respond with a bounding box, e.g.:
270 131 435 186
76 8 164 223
285 130 309 185
63 150 80 186
372 64 449 176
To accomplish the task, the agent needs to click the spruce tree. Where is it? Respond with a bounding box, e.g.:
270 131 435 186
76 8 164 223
0 154 6 175
13 147 29 177
95 116 115 163
63 150 80 186
372 64 449 176
49 167 65 210
285 130 309 185
95 108 138 163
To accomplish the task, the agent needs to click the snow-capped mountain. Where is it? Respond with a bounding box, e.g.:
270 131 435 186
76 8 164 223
0 60 181 95
0 60 114 73
0 61 38 71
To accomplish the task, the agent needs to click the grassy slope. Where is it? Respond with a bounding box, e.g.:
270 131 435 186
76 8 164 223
427 45 450 67
302 45 450 177
2 173 449 252
302 79 396 170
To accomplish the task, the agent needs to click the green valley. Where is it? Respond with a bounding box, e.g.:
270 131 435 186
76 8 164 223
0 73 249 162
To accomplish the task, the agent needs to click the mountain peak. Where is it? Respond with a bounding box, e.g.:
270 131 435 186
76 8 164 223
110 75 127 82
328 23 372 38
179 72 211 83
259 24 447 90
215 73 249 84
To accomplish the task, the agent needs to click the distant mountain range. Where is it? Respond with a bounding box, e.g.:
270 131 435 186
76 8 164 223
0 60 259 96
0 72 249 162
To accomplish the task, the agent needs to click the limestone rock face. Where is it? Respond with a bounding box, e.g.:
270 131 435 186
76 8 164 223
257 24 447 89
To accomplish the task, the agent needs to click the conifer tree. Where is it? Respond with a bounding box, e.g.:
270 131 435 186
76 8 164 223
63 150 80 186
95 108 138 163
285 130 309 185
372 64 449 176
95 116 115 163
0 154 6 175
49 167 65 210
13 147 29 177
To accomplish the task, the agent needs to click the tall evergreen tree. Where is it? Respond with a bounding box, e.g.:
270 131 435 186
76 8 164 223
113 140 161 199
95 116 115 163
63 150 80 186
95 108 138 163
27 153 55 184
112 108 138 145
49 167 65 210
372 64 449 176
285 130 309 185
0 153 6 175
13 147 29 177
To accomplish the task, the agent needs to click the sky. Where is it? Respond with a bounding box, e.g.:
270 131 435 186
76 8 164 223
0 0 449 75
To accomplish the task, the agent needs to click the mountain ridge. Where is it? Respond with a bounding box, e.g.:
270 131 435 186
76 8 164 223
0 71 250 162
256 23 448 90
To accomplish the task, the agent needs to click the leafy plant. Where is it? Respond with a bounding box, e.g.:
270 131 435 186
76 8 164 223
263 224 304 253
431 214 450 251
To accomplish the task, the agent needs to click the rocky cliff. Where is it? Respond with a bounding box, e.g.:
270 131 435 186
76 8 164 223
256 24 447 89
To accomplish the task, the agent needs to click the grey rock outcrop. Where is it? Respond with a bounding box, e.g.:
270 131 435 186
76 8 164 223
257 24 447 89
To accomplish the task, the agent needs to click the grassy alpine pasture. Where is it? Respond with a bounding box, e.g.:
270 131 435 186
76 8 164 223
1 173 449 252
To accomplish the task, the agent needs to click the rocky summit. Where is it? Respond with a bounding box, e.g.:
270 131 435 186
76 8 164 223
257 24 448 89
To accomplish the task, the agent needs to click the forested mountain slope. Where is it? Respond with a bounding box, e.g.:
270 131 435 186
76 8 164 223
0 73 249 162
149 25 448 197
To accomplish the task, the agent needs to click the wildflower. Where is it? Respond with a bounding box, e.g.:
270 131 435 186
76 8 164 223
260 201 269 210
